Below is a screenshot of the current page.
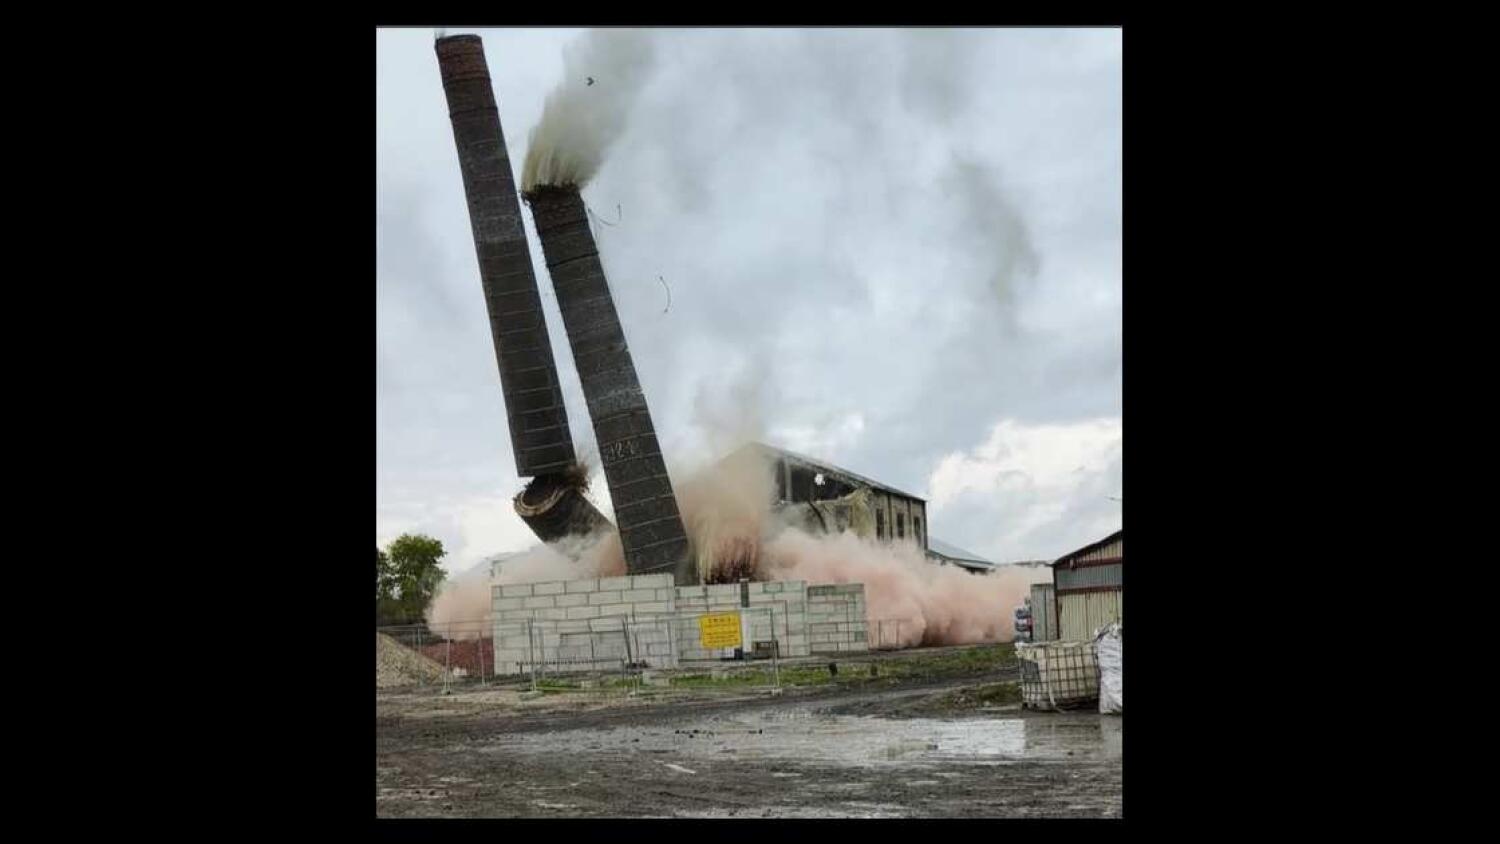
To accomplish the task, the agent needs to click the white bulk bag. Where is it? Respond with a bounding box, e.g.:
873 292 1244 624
1095 623 1122 714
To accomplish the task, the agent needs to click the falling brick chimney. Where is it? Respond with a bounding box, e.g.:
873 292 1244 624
524 184 696 585
434 35 609 545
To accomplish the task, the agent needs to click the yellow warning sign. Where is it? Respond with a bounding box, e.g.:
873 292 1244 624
699 612 742 649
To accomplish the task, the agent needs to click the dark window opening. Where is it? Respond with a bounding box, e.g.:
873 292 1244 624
876 510 885 540
913 516 921 544
897 513 905 539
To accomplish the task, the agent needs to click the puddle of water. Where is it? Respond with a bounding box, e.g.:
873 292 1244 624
498 709 1120 769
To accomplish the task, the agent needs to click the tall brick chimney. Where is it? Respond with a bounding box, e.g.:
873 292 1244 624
524 185 696 585
435 35 610 545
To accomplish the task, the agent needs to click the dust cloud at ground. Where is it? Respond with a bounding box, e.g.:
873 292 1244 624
428 447 1047 646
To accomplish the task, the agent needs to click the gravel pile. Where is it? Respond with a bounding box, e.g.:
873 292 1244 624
377 631 447 688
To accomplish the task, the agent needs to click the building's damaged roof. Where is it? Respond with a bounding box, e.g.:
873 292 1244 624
926 537 996 570
732 441 926 502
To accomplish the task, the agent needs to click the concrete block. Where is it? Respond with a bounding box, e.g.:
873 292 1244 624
762 582 783 593
590 618 625 633
588 590 625 606
566 605 601 620
499 634 533 650
554 592 588 608
533 580 565 596
655 588 676 601
597 576 631 591
497 609 534 622
493 647 526 664
621 588 657 602
633 601 671 615
633 573 673 590
676 585 707 599
565 578 599 593
523 595 556 609
500 583 533 598
555 620 591 633
493 596 523 611
536 608 568 621
598 604 633 617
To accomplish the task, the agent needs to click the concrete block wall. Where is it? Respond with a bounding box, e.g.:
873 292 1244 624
491 573 867 673
491 573 677 675
807 583 869 653
672 580 811 661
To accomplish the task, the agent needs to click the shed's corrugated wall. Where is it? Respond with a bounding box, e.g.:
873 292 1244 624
1055 563 1123 591
1031 583 1057 641
1072 536 1121 565
1059 590 1122 641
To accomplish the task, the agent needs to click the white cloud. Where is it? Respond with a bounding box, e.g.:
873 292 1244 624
925 417 1121 561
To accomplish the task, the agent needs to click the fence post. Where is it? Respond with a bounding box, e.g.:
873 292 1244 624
480 621 487 686
620 617 633 668
416 626 424 687
770 607 780 691
527 619 537 692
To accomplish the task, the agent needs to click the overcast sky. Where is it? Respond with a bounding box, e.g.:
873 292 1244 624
377 27 1121 575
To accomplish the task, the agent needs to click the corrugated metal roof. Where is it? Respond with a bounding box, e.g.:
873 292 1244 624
925 537 995 566
732 442 926 501
1051 529 1124 568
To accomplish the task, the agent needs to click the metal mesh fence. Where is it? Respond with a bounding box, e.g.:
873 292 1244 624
378 607 791 694
868 618 912 650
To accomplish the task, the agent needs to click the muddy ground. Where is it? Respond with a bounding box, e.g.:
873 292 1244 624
376 646 1121 818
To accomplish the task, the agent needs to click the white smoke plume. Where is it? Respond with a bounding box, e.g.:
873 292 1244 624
521 29 657 192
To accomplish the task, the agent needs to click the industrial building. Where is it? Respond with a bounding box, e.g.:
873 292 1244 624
729 442 929 551
1051 529 1122 641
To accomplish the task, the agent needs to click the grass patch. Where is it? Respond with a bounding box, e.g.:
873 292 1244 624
929 681 1022 710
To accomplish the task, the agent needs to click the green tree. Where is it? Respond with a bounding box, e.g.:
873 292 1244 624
382 533 446 625
376 547 392 601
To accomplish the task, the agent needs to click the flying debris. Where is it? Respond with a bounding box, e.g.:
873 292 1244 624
587 76 595 86
659 275 672 314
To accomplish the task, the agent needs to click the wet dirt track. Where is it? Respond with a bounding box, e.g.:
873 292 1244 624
377 675 1121 818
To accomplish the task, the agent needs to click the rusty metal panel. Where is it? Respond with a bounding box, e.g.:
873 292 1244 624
525 185 693 584
434 35 575 477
